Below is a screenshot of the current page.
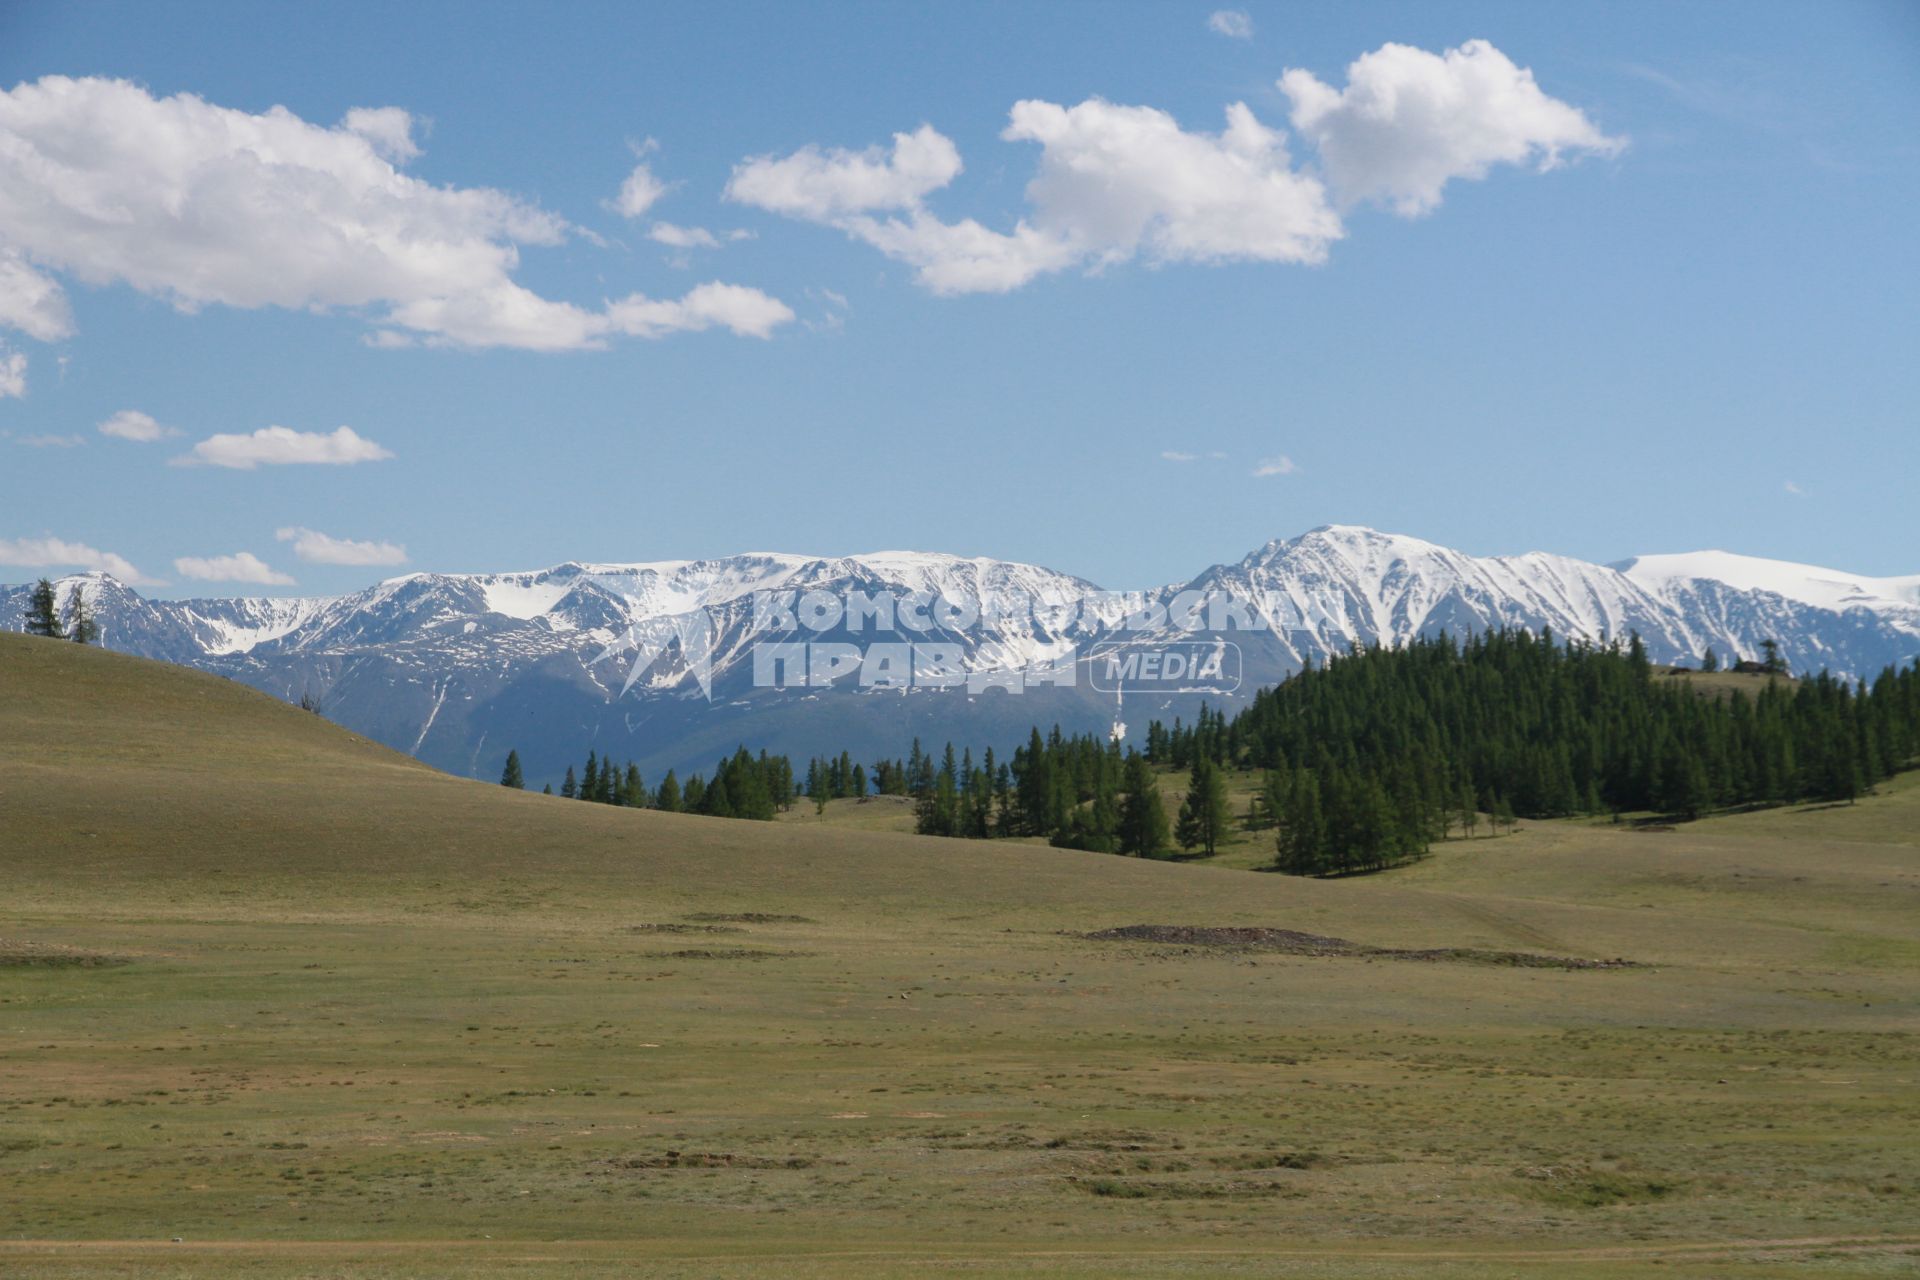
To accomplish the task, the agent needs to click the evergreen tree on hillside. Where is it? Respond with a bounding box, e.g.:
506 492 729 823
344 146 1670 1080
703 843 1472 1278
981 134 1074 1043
654 770 682 813
23 578 63 638
1174 758 1232 856
560 765 578 799
500 750 525 789
1117 752 1171 858
65 585 98 644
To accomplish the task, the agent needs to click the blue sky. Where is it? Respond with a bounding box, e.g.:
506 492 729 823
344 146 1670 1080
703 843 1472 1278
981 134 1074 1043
1 0 1916 597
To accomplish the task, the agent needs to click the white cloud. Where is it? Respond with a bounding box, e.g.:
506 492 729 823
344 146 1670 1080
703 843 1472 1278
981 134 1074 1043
1207 10 1253 39
1252 455 1298 477
176 425 394 470
13 432 82 447
613 139 672 218
0 348 23 398
1783 480 1804 496
276 526 407 566
0 78 790 350
731 100 1340 295
172 551 295 585
98 409 177 441
603 281 794 339
339 105 422 162
648 222 754 251
730 40 1614 295
839 212 1079 295
0 248 73 341
1162 450 1198 462
0 535 153 584
650 222 719 250
1280 39 1624 216
727 125 963 219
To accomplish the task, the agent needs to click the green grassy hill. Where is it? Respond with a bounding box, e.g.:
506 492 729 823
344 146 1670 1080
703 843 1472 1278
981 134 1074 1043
2 632 1917 1278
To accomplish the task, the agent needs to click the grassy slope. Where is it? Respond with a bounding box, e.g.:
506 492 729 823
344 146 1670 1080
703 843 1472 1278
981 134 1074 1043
2 632 1917 1278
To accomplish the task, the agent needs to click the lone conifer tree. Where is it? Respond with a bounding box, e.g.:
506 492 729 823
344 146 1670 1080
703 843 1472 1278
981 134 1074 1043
500 750 525 789
23 579 64 638
64 585 98 644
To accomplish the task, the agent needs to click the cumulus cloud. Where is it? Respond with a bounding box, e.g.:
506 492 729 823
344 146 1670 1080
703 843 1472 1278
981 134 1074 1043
603 282 793 339
0 78 791 349
732 103 1339 295
98 409 177 441
0 535 153 584
0 348 23 399
1252 455 1298 477
1207 10 1253 39
1279 39 1624 215
0 248 73 341
176 425 394 470
730 40 1614 294
727 125 963 219
276 526 407 566
172 551 295 585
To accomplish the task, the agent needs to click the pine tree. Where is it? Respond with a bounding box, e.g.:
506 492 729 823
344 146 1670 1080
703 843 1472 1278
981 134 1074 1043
654 770 682 813
560 766 577 799
499 749 525 789
1174 758 1232 856
23 578 63 638
65 585 98 644
1117 752 1171 858
580 752 599 801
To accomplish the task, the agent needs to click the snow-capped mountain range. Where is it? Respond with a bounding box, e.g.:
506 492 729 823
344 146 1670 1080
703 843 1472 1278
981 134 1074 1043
6 526 1916 785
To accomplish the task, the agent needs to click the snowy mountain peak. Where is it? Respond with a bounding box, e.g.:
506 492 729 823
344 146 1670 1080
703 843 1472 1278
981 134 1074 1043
1614 551 1920 614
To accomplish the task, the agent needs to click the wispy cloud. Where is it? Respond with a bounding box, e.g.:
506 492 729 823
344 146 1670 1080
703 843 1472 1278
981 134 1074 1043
0 535 155 584
172 551 295 585
1252 455 1298 477
12 432 83 448
1783 480 1804 496
0 348 25 399
174 425 394 470
98 409 178 442
276 526 407 566
1207 10 1253 40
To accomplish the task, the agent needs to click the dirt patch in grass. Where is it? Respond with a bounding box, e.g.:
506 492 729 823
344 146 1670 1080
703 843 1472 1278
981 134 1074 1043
607 1150 817 1170
1079 925 1640 970
0 940 130 968
627 922 747 935
681 911 815 924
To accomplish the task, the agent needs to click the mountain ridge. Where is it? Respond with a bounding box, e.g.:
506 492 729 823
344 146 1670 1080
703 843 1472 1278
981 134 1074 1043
7 526 1917 784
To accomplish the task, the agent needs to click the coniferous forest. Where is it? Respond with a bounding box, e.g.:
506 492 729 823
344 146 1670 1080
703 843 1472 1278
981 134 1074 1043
902 631 1920 875
498 631 1920 877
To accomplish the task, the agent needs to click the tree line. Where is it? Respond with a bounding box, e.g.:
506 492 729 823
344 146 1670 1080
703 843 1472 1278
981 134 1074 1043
498 745 797 821
491 630 1920 876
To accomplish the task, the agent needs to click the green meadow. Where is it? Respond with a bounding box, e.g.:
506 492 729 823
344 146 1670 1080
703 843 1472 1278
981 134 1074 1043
2 633 1916 1276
